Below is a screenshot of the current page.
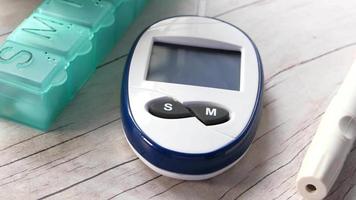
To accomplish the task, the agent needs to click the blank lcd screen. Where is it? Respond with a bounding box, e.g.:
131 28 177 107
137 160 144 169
146 42 241 91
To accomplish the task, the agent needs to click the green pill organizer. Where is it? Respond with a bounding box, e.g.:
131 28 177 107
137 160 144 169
0 0 147 130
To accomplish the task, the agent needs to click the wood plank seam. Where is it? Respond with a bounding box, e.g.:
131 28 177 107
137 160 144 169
217 176 250 200
107 175 162 200
342 186 354 200
97 54 128 69
286 191 297 200
28 155 67 172
326 166 356 199
272 185 294 200
0 175 25 188
266 42 356 83
147 181 185 199
0 168 28 181
37 157 139 200
269 171 298 193
264 79 287 92
229 141 311 200
46 150 93 170
0 152 92 188
0 119 119 169
0 31 11 37
252 122 286 144
263 98 277 108
214 0 270 17
281 113 323 145
217 142 298 199
0 123 72 152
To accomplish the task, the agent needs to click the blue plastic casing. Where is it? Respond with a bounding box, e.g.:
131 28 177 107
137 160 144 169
121 17 264 175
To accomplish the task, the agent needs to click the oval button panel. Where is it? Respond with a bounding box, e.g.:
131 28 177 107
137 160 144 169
147 97 230 126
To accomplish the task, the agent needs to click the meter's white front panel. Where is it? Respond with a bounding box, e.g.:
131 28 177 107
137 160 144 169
130 88 234 154
128 17 260 154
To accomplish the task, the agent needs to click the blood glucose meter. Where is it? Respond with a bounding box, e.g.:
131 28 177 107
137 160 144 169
121 16 263 180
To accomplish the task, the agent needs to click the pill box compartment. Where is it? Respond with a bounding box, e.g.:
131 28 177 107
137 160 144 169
0 0 148 130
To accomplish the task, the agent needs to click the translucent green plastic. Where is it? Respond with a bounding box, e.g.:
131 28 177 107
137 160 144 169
0 0 148 130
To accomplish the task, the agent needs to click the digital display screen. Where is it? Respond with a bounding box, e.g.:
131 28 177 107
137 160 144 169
146 42 241 91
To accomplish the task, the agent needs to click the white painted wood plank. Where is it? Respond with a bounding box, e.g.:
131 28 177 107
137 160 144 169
0 0 356 200
0 0 41 49
104 0 200 63
205 0 265 17
215 0 356 80
0 0 41 35
0 42 353 200
344 185 356 200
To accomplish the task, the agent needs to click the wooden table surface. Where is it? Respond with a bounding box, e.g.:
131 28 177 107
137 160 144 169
1 0 356 199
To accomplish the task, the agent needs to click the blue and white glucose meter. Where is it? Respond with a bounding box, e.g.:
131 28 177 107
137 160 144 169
121 16 263 180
